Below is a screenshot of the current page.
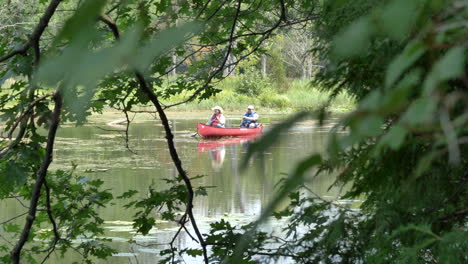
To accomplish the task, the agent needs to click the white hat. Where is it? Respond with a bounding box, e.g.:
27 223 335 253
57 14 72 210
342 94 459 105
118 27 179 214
211 106 224 114
247 105 254 110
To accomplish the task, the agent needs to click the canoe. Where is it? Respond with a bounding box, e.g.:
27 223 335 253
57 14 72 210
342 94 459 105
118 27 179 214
197 134 260 152
197 123 263 137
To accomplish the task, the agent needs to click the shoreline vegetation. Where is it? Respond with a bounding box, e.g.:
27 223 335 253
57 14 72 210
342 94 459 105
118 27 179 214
2 77 355 124
160 78 354 113
104 76 355 117
96 78 354 122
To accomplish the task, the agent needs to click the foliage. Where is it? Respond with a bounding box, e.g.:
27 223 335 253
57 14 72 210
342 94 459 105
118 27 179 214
154 79 354 112
1 0 465 263
267 35 289 92
259 92 291 109
119 176 210 264
233 69 270 97
0 166 115 263
217 0 467 263
119 176 210 235
0 0 319 262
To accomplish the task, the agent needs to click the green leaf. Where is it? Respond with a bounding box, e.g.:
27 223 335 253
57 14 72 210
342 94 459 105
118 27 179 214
134 217 155 235
184 248 203 257
401 96 437 126
359 90 382 111
117 190 139 199
412 151 438 180
386 41 426 88
352 114 384 137
3 223 20 233
381 69 421 113
0 69 12 87
54 0 108 43
423 46 465 94
333 17 372 58
377 125 407 151
379 0 419 40
133 23 202 72
241 111 311 168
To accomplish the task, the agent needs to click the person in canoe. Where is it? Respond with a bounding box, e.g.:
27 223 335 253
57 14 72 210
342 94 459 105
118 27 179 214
206 106 226 128
240 105 259 128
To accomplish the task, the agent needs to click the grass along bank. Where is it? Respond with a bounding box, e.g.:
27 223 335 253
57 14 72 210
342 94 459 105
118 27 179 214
157 78 355 113
1 77 354 124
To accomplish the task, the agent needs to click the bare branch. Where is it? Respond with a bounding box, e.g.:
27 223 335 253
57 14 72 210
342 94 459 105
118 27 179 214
0 212 28 225
135 72 209 263
99 14 120 40
0 47 28 63
40 179 61 264
196 0 213 19
164 0 243 109
164 0 295 109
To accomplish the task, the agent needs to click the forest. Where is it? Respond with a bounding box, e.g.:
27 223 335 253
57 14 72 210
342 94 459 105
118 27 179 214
0 0 466 263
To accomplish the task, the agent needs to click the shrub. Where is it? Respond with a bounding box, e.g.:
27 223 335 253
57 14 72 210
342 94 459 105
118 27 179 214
260 93 290 108
233 70 270 97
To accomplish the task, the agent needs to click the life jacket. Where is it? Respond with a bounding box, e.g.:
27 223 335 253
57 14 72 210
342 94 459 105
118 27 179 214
241 111 257 127
210 113 222 126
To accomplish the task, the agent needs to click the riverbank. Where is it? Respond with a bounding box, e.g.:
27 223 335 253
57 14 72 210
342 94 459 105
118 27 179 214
159 79 354 113
1 78 354 126
86 79 354 124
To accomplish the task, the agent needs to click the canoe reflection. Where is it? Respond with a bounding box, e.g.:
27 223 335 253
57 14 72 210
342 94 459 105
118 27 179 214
198 135 260 171
197 135 260 152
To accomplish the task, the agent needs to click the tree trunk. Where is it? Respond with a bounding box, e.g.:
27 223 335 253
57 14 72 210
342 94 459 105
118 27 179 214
306 57 313 78
223 54 236 76
261 54 266 78
171 52 177 76
170 0 178 77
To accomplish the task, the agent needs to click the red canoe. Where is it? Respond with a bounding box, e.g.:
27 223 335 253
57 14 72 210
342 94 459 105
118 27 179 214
197 123 263 137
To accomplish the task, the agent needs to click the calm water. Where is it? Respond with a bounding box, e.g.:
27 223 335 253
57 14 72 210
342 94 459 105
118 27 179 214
1 115 343 263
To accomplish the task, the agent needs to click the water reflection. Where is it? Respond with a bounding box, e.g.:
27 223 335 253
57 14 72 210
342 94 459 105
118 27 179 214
197 135 259 171
209 146 225 171
0 116 343 263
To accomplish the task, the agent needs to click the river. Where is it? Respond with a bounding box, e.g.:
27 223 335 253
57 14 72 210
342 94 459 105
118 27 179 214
0 113 345 263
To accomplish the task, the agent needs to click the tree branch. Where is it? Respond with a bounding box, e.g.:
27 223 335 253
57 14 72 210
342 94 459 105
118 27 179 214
164 0 295 109
0 212 28 225
7 93 53 139
40 178 61 264
134 72 209 263
99 14 120 40
163 0 243 109
0 0 63 162
99 15 209 263
0 0 63 64
10 91 63 264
